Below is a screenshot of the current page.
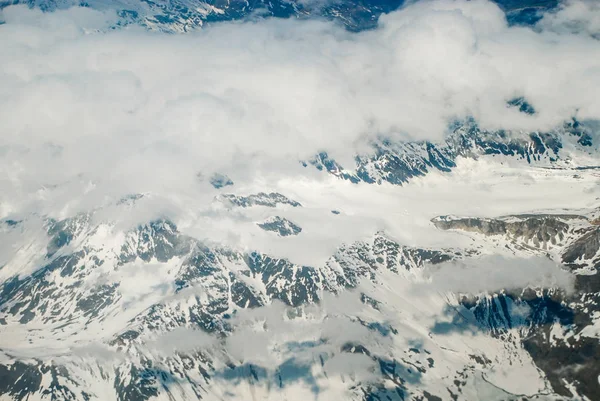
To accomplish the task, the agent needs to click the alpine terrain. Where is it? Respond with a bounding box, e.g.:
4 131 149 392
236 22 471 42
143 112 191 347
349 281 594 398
1 0 600 400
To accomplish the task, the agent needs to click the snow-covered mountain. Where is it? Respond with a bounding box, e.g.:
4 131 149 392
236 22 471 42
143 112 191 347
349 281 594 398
307 119 596 186
0 0 557 32
1 117 600 400
1 0 600 400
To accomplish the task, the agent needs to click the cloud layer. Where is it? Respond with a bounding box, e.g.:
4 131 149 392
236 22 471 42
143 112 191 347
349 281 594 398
1 0 600 217
424 255 576 294
538 0 600 37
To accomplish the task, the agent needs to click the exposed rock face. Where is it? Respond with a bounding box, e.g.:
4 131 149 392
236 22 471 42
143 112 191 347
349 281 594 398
453 286 600 400
562 228 600 268
307 121 595 186
209 173 234 189
257 216 302 236
507 97 536 115
3 205 600 400
45 213 92 257
432 211 600 400
432 214 584 250
3 0 559 36
0 0 598 399
432 216 510 236
0 124 598 400
456 285 600 400
219 192 301 208
0 215 454 394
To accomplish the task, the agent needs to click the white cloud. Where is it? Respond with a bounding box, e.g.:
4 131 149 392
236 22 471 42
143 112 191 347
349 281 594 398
538 0 600 38
69 343 127 364
223 293 390 367
144 326 219 357
1 0 600 219
423 255 576 294
322 352 378 381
